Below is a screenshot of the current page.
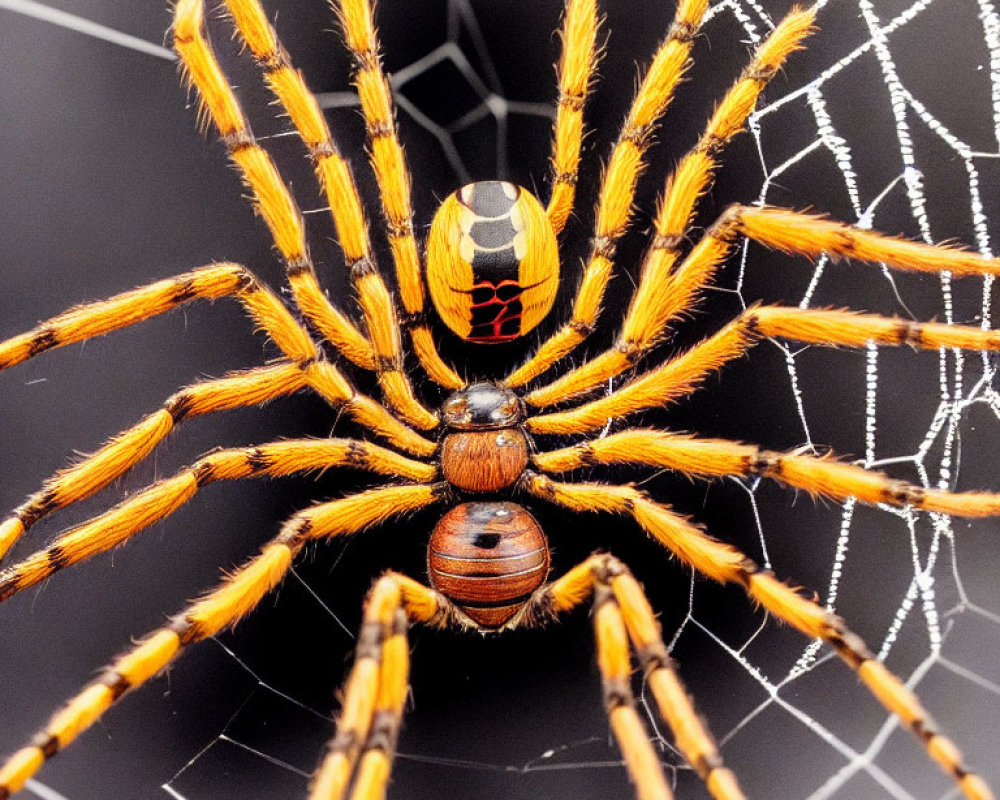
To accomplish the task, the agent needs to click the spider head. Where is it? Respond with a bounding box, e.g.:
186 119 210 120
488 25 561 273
441 382 525 430
426 181 559 344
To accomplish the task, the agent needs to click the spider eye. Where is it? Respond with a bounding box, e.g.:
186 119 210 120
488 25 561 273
426 181 559 344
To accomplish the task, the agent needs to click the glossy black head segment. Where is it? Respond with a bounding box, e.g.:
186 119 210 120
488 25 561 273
441 382 526 430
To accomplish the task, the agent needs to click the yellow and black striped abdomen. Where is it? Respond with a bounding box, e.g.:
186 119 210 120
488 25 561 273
427 181 559 343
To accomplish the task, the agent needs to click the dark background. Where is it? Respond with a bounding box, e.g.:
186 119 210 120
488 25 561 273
1 1 998 799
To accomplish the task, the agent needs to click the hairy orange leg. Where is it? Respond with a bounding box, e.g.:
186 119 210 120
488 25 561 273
0 483 444 797
534 427 1000 517
317 556 744 800
532 554 747 800
504 0 710 388
593 586 675 800
218 0 437 427
538 565 672 800
526 304 1000 434
0 261 434 456
173 0 374 371
310 573 446 800
545 0 600 234
525 473 994 800
0 445 438 603
332 0 464 390
528 6 818 405
609 568 746 800
640 204 1000 366
0 264 312 372
0 362 307 561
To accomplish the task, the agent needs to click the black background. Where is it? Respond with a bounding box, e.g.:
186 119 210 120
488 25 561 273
1 1 999 799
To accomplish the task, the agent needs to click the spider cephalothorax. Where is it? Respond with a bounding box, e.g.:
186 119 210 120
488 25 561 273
1 0 998 798
439 382 529 493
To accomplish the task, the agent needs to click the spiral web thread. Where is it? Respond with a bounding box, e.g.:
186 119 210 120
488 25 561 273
5 0 999 798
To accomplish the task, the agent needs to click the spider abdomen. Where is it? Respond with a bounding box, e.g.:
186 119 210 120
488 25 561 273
428 502 549 628
426 181 559 343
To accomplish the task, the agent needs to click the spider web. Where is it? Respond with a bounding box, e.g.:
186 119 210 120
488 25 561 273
1 1 998 800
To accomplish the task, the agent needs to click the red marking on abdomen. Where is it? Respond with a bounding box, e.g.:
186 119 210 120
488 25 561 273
467 279 525 343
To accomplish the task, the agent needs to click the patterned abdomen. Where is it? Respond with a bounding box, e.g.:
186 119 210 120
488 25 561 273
428 502 550 628
426 181 559 343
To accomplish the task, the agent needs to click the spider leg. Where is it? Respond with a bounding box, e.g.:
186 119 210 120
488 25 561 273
0 264 313 371
589 579 676 800
545 0 600 235
534 428 1000 516
0 263 435 456
173 0 438 429
0 362 306 561
317 562 697 800
330 0 465 390
217 0 440 424
525 554 746 800
529 6 821 404
631 205 1000 364
728 204 1000 277
506 0 710 388
310 572 448 800
526 306 1000 434
0 483 445 797
173 0 369 370
524 473 995 800
0 442 440 603
506 0 803 390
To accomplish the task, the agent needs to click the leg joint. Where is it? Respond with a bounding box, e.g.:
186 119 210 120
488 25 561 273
285 255 314 277
364 709 401 754
591 553 628 586
708 204 745 241
669 19 699 44
591 235 617 261
400 310 430 330
601 674 634 711
614 338 644 366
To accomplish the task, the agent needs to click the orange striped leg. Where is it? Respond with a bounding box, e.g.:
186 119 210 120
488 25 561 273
522 559 673 800
0 261 435 456
171 0 375 374
528 554 746 800
333 0 464 390
310 573 449 800
219 0 437 427
731 204 1000 277
0 484 444 798
609 565 746 800
545 0 600 234
524 474 995 800
0 444 438 603
658 203 1000 338
592 584 675 800
0 264 316 372
535 426 1000 517
0 362 306 561
504 0 710 389
526 305 1000 434
620 203 1000 390
527 7 817 406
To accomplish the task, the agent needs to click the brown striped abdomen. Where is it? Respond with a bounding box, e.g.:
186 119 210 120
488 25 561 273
428 502 549 628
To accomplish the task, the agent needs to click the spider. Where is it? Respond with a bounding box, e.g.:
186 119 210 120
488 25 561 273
1 0 998 798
